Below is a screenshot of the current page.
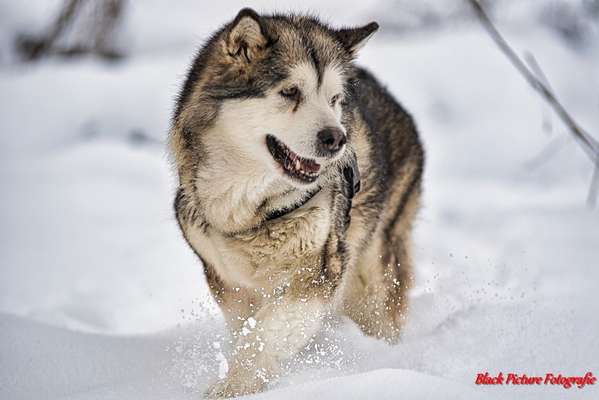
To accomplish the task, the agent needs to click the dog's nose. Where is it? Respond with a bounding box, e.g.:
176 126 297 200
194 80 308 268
317 127 346 154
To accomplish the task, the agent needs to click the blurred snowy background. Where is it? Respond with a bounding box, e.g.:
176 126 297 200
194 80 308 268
1 1 598 399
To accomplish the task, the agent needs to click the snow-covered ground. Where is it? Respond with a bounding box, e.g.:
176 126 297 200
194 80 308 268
1 1 598 399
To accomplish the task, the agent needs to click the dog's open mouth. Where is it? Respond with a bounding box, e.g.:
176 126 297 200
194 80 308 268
266 134 320 183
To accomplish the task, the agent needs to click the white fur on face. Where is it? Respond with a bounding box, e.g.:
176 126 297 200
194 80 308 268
217 62 346 183
193 62 347 232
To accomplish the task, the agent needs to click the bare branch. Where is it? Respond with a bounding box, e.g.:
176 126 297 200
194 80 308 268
523 52 553 93
524 135 567 171
15 0 125 62
16 0 82 61
588 162 599 207
524 52 555 135
467 0 599 207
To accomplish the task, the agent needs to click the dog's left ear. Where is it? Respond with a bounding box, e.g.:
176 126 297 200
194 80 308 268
334 22 379 55
226 8 272 63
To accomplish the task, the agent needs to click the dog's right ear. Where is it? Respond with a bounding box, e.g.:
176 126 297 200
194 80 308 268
226 8 272 63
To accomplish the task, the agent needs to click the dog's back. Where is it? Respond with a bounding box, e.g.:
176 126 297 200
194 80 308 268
339 66 424 341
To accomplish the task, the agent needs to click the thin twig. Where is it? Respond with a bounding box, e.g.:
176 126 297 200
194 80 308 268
524 135 567 171
523 52 553 93
46 0 82 45
524 52 554 135
467 0 599 207
588 160 599 207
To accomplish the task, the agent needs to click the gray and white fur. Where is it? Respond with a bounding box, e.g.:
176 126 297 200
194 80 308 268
169 8 424 398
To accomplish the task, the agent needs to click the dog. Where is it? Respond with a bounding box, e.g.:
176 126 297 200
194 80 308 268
169 8 424 398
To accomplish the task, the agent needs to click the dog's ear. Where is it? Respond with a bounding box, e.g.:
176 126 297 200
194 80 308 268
226 8 272 63
334 22 379 55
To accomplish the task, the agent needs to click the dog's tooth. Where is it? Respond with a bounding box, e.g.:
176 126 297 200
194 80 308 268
295 159 300 170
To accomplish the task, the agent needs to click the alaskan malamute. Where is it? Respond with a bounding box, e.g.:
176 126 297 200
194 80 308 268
169 8 424 398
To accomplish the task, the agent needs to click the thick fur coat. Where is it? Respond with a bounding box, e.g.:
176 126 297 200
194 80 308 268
169 9 424 398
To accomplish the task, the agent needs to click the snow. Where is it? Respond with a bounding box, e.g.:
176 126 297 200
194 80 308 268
1 1 599 399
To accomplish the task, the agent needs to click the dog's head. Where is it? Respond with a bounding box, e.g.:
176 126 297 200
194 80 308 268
172 9 377 191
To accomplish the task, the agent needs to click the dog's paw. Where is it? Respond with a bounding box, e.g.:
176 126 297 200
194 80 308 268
204 374 265 399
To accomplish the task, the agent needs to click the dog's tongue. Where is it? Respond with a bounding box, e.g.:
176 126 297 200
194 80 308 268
303 160 320 173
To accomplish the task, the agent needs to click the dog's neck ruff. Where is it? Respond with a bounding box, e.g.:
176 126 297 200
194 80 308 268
265 187 322 221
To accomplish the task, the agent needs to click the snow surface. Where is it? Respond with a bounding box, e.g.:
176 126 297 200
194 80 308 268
1 1 599 399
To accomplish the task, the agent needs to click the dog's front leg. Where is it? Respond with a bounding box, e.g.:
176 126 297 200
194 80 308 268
205 296 325 398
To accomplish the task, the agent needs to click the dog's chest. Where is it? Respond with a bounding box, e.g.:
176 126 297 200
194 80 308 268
190 192 332 288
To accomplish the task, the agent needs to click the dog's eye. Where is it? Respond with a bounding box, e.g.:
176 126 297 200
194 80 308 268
280 86 300 100
330 94 341 107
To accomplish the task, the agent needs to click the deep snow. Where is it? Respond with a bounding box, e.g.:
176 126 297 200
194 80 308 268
1 1 598 399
